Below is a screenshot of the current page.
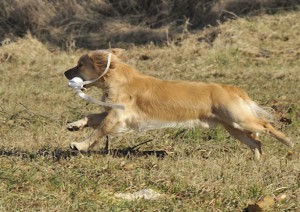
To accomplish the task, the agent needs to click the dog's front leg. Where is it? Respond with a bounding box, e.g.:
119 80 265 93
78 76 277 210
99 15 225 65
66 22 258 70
70 110 125 151
67 112 108 131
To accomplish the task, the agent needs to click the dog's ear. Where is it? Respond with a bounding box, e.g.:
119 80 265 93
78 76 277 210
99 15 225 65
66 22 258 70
110 48 126 59
82 53 95 67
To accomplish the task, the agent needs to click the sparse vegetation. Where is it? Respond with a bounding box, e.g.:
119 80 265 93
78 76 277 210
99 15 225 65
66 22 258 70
0 2 300 211
1 0 299 48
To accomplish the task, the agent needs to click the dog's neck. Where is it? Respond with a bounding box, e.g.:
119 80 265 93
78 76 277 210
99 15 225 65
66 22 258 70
103 62 140 86
97 62 140 105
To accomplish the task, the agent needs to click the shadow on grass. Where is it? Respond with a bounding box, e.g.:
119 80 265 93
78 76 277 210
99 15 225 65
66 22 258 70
0 146 167 161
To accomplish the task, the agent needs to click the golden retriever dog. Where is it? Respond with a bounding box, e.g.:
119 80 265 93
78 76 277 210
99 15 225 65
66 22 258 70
64 49 293 159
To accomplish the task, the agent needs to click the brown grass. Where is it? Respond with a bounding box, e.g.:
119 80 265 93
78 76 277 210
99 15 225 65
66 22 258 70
0 9 300 211
1 0 299 49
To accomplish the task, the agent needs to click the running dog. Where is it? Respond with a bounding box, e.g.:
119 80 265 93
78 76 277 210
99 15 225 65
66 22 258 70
64 49 293 159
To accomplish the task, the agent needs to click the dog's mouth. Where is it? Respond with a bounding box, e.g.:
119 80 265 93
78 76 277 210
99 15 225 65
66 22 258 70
68 77 87 91
80 86 87 91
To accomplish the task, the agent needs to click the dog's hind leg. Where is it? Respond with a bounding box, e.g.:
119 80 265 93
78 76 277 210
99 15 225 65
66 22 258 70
222 123 262 160
67 112 108 131
261 121 294 147
230 118 293 148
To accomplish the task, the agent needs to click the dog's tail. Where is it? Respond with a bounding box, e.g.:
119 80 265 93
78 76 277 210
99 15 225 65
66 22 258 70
223 85 274 122
247 101 294 147
248 101 274 122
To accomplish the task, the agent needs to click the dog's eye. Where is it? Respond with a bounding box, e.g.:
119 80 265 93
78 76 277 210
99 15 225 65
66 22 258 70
78 63 83 68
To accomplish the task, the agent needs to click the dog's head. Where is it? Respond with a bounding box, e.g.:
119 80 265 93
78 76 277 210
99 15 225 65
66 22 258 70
64 48 125 88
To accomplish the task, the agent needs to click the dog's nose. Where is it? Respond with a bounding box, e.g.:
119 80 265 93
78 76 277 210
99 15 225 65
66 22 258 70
64 67 77 79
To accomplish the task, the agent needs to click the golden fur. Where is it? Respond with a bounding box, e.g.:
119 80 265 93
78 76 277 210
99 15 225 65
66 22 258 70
64 49 293 159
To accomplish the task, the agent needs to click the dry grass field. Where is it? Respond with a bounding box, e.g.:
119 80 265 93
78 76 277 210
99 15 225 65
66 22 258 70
1 0 299 48
1 8 300 211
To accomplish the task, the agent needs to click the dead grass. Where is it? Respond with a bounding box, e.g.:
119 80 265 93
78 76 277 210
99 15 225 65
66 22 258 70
0 10 300 211
1 0 299 49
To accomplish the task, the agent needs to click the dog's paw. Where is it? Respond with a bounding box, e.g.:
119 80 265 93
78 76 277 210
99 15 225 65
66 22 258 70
70 142 89 151
67 119 87 131
70 142 79 150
